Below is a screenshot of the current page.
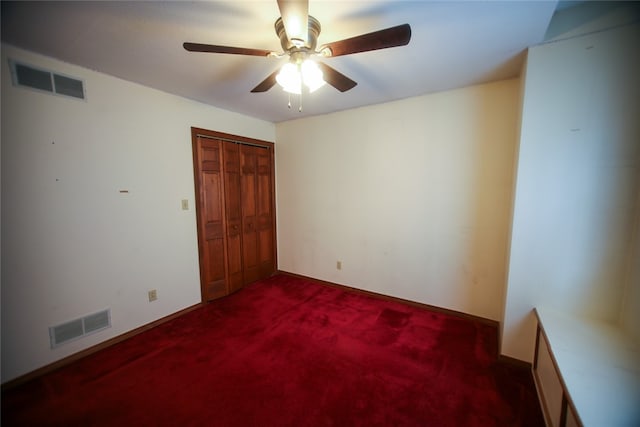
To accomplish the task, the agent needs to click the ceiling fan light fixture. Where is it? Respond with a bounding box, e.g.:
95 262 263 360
276 62 302 94
301 59 325 93
276 59 325 94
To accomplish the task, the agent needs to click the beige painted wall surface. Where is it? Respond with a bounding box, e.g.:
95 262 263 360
502 23 640 362
276 79 519 321
1 44 275 382
621 186 640 341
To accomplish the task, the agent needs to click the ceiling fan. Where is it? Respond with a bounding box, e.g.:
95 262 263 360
183 0 411 95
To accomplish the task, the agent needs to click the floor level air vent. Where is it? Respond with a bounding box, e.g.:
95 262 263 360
9 59 86 100
49 309 111 348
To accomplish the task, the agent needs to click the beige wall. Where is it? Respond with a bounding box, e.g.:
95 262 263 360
276 79 519 321
621 185 640 341
1 44 275 382
502 22 640 361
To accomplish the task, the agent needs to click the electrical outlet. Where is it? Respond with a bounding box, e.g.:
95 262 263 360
336 261 342 270
148 289 158 302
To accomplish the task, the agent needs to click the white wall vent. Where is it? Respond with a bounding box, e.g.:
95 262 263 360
9 59 86 100
49 309 111 348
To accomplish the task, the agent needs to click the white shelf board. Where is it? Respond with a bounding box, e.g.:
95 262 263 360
535 307 640 427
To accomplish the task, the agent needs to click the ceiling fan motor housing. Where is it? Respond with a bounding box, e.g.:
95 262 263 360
275 15 321 52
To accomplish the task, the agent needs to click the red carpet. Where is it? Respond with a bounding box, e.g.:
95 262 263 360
2 274 544 426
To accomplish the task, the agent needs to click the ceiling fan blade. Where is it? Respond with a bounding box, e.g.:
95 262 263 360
183 42 272 57
251 70 280 93
317 62 357 92
277 0 309 45
320 24 411 57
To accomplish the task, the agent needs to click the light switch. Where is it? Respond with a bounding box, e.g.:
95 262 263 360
181 199 189 210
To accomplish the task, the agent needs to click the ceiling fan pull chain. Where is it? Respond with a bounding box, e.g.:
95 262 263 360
287 92 291 109
298 75 303 112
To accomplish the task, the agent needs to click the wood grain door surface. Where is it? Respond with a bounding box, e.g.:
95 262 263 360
192 128 276 302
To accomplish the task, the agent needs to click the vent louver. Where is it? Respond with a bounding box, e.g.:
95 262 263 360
10 59 86 100
49 309 111 348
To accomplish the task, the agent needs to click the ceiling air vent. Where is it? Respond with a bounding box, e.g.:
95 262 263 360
49 309 111 348
9 59 86 100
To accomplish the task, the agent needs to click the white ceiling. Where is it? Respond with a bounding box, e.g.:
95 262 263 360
1 1 559 123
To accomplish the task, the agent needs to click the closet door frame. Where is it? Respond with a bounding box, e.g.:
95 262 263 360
190 127 277 302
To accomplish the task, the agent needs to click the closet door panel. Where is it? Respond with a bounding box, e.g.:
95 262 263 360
203 236 225 298
256 148 275 276
196 140 227 300
241 145 260 284
223 142 244 293
258 227 274 277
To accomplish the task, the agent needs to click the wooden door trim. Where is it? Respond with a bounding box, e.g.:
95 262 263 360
192 127 274 149
190 127 276 302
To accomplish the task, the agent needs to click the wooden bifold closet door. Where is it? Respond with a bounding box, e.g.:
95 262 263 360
192 128 276 302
